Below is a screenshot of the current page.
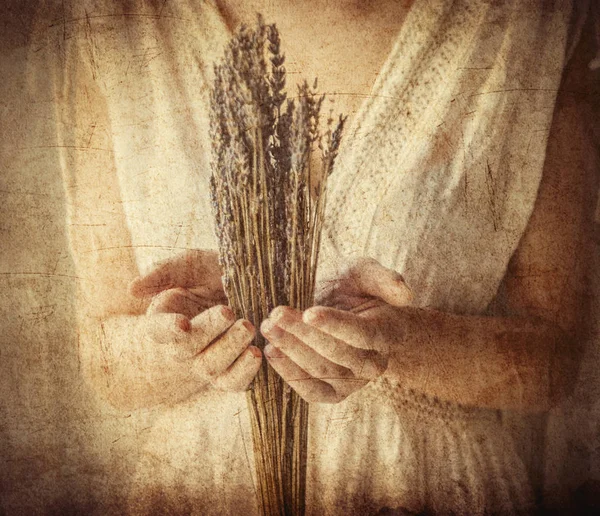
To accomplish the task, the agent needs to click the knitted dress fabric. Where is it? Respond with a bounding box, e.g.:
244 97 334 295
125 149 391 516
33 0 583 513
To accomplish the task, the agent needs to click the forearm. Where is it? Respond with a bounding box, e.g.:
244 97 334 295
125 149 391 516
384 306 577 412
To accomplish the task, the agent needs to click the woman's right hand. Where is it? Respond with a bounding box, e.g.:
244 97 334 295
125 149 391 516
123 304 261 407
103 250 263 409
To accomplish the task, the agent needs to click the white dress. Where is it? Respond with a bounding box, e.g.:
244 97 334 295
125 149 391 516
29 0 591 513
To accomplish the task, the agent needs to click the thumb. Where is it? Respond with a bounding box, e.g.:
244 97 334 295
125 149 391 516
129 249 223 298
351 258 413 307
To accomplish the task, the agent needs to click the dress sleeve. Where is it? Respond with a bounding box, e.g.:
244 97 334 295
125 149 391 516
29 0 228 316
28 1 140 319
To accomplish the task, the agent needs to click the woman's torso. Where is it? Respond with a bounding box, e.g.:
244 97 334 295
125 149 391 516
40 0 592 513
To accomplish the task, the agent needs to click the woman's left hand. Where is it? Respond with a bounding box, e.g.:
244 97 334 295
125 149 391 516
260 258 413 403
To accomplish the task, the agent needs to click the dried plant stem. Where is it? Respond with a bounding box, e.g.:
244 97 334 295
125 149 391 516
210 16 346 516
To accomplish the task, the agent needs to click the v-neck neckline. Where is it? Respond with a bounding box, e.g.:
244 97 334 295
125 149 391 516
207 0 417 141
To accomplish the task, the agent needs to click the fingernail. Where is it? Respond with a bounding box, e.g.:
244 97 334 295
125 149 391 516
248 346 262 358
241 320 255 332
220 306 234 320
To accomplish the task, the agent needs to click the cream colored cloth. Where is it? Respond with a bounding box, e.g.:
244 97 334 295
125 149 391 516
30 0 583 513
322 0 572 314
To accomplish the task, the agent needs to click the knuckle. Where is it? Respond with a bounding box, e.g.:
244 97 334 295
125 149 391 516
199 360 218 380
191 364 211 385
169 342 192 361
205 369 218 381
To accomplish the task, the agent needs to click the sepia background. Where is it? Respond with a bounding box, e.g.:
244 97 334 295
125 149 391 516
1 1 600 514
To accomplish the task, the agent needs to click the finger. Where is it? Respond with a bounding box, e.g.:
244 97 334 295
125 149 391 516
303 306 381 352
140 312 191 345
264 332 366 397
193 319 256 379
213 346 262 391
267 306 385 379
129 250 224 298
351 258 413 307
136 313 193 364
148 287 214 319
172 305 236 359
261 308 353 381
264 345 342 403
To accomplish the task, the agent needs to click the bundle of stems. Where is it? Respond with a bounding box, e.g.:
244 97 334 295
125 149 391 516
209 16 345 516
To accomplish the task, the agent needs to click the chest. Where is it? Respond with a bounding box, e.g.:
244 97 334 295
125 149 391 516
218 1 411 124
282 24 399 120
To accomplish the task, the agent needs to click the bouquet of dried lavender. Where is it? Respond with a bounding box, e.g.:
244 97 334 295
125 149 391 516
209 16 345 516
